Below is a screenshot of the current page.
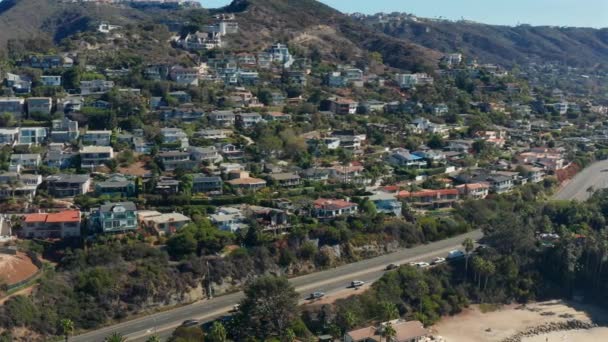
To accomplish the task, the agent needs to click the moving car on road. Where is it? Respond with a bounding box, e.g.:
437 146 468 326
181 319 200 327
309 291 325 300
431 257 446 265
351 280 365 288
447 250 465 260
385 263 399 270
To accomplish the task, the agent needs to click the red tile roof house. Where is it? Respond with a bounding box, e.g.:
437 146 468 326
313 198 358 219
20 210 81 239
456 182 490 200
398 189 460 209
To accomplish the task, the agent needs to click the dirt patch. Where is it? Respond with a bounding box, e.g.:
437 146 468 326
0 252 39 286
119 161 151 177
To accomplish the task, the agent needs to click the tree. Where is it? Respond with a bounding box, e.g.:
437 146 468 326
207 322 227 342
60 318 74 342
382 322 396 342
462 238 475 279
282 328 296 342
379 301 399 321
237 275 299 339
146 336 161 342
104 332 127 342
169 326 205 342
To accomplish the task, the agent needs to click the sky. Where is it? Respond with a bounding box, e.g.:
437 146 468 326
202 0 608 28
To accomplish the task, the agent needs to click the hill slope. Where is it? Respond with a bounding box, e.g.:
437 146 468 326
0 0 159 51
221 0 441 71
358 15 608 68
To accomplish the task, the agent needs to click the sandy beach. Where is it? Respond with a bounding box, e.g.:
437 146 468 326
432 300 608 342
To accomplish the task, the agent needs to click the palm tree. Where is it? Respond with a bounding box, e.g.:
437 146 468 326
145 336 161 342
60 319 74 342
380 301 399 321
104 332 127 342
462 237 475 279
383 322 397 342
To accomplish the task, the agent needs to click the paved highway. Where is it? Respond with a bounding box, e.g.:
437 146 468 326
72 230 483 341
553 160 608 201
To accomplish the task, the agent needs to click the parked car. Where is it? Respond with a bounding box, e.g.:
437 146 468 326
385 263 399 270
309 291 325 299
447 250 465 260
231 304 240 312
412 261 430 269
351 280 365 288
431 257 446 265
182 319 200 327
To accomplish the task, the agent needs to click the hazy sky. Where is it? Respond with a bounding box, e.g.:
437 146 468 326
203 0 608 28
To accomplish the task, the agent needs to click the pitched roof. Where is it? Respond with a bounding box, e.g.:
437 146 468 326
24 210 81 223
314 198 357 210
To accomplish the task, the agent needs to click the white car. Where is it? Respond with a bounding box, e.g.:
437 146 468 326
431 257 446 265
351 280 365 288
447 250 466 260
412 261 430 269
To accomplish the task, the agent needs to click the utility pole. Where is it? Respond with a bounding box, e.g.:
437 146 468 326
206 260 213 299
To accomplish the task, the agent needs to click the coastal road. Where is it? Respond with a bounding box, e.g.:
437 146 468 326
72 230 483 342
553 160 608 201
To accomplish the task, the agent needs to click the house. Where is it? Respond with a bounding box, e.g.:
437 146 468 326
314 198 358 219
287 71 307 86
189 146 223 164
300 168 331 183
157 151 194 171
0 173 42 199
165 91 191 104
58 96 84 113
95 174 136 197
45 174 91 197
196 129 232 140
209 110 236 127
268 172 301 187
516 150 566 172
20 210 81 239
221 144 244 160
45 150 77 169
170 67 199 86
80 80 115 95
236 112 263 128
160 106 205 122
329 98 358 115
237 204 290 232
265 112 292 122
210 206 247 232
134 137 153 154
9 154 41 172
345 320 427 342
362 100 386 113
387 149 426 168
19 127 47 144
398 189 460 209
412 150 446 165
327 164 367 184
396 73 434 89
51 117 79 142
369 192 402 216
226 171 267 190
268 43 294 68
0 128 19 146
0 97 25 117
83 130 112 146
178 31 223 51
80 146 114 169
40 75 62 87
155 177 180 195
26 97 52 115
138 211 191 235
5 73 32 94
161 128 189 149
455 172 514 194
192 174 223 194
25 55 66 69
322 137 341 150
93 202 138 234
456 182 490 200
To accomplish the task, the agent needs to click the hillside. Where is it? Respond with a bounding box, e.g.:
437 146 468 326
357 14 608 68
0 0 163 49
221 0 441 71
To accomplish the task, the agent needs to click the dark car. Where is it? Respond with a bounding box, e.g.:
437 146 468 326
181 319 200 327
309 291 325 300
385 263 399 270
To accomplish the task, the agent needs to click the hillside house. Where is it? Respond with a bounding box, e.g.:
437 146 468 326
45 174 91 197
51 117 79 142
80 80 115 95
21 210 81 239
138 211 191 235
95 174 137 197
93 202 138 234
80 146 114 169
313 198 358 219
192 174 223 194
26 97 52 115
19 127 47 144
